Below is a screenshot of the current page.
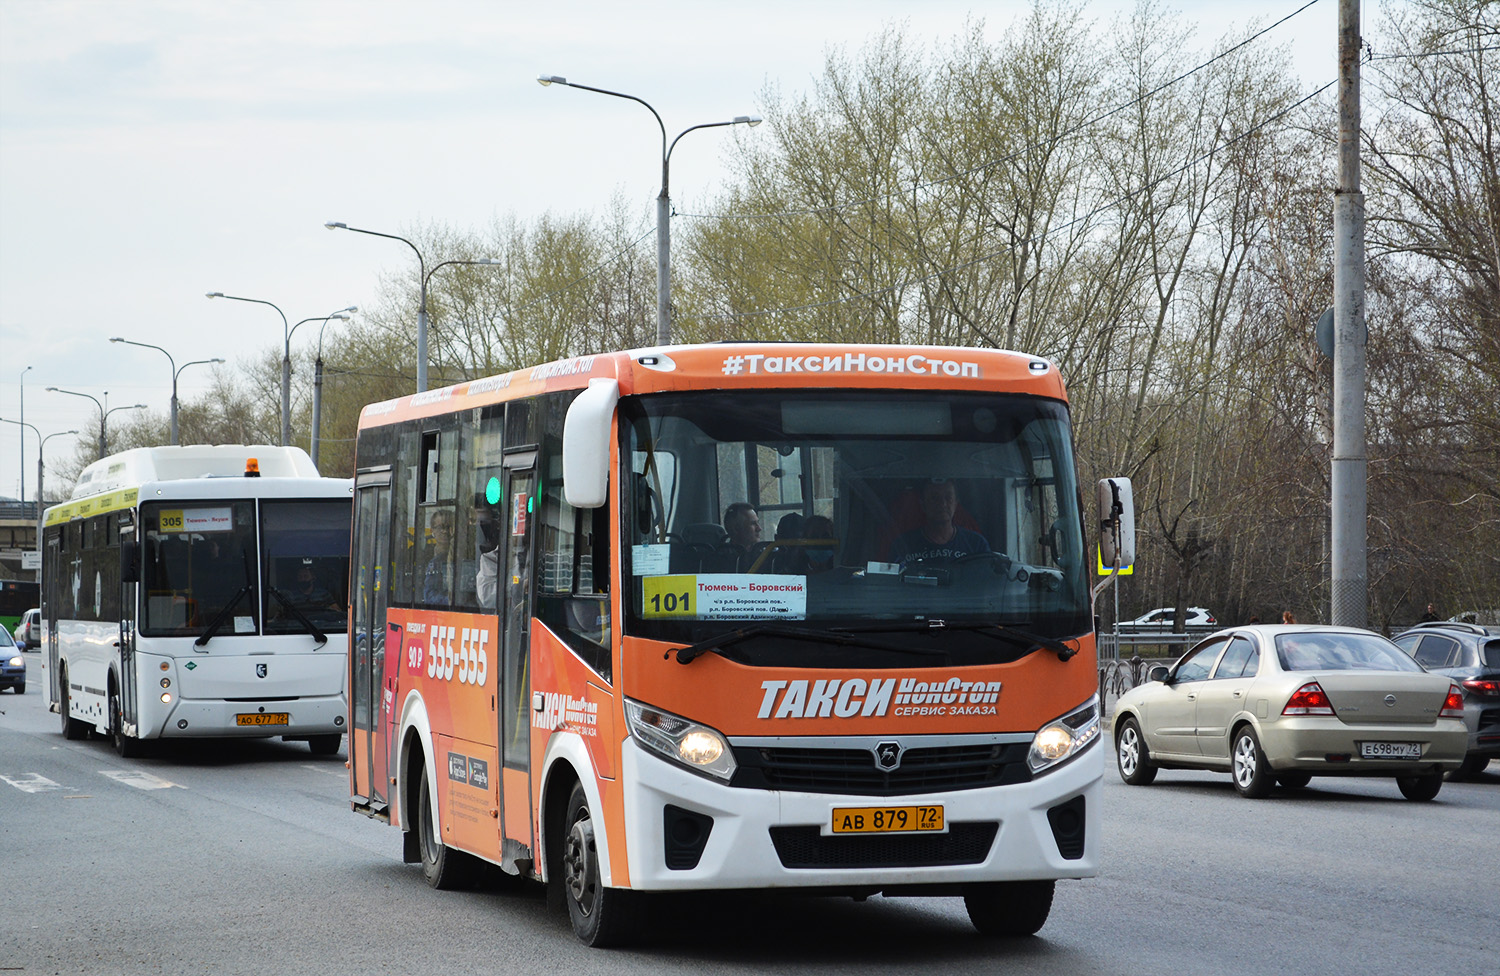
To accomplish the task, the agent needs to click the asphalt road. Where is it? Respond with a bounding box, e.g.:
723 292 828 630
2 651 1496 976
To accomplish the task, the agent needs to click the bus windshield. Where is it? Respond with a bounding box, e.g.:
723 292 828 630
621 390 1088 665
262 500 351 634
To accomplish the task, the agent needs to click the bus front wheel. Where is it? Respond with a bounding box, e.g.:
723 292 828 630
561 782 641 947
964 880 1055 937
110 681 145 758
417 768 478 890
307 734 342 756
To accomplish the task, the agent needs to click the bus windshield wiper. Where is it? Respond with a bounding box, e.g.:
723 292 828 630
675 623 950 665
194 586 251 648
267 587 329 646
837 620 1080 662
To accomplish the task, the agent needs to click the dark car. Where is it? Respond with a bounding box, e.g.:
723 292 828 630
1394 622 1500 778
0 627 24 694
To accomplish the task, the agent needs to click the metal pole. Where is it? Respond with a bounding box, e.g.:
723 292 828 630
311 355 324 470
657 168 671 345
281 332 292 447
19 366 30 511
417 286 428 393
1331 0 1367 627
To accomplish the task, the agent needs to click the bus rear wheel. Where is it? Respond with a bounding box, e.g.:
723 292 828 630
561 782 642 947
59 666 88 740
417 767 478 890
964 880 1055 937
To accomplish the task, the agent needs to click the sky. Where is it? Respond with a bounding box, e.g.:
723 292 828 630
0 0 1343 501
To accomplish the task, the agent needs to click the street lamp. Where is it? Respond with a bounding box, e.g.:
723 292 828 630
109 338 224 445
206 291 292 445
46 387 144 459
18 365 32 511
323 222 430 392
538 74 761 345
0 418 78 577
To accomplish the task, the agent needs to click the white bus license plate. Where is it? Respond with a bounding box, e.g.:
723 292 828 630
1359 741 1421 759
236 713 289 727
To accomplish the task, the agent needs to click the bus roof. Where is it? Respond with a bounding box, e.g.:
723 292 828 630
358 342 1068 430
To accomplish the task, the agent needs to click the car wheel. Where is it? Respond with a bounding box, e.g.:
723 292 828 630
561 781 642 947
1396 772 1443 802
13 681 23 695
964 880 1056 937
1231 726 1274 798
417 767 479 890
1116 718 1158 785
1277 771 1312 789
59 666 89 740
110 683 145 758
307 734 342 756
1449 755 1490 780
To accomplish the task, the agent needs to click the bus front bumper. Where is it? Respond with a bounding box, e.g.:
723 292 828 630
148 694 347 739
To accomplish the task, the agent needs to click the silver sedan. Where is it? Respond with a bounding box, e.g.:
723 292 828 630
1112 625 1467 800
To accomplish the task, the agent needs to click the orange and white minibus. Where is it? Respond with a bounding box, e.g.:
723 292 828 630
348 342 1122 945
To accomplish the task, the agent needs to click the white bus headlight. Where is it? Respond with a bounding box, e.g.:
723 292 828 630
1028 697 1101 774
624 699 736 781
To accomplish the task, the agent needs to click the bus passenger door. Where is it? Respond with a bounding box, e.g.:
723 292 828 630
45 530 62 705
351 475 391 814
118 513 138 734
498 462 536 872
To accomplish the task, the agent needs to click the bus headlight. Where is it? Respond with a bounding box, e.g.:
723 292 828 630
623 699 736 781
161 692 174 704
1028 696 1101 774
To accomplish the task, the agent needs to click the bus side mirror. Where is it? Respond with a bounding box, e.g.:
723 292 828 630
562 378 620 509
1097 477 1135 569
120 540 141 583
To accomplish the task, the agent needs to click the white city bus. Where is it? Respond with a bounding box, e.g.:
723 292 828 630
43 445 353 756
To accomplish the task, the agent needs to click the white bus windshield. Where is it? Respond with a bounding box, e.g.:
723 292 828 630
621 390 1088 666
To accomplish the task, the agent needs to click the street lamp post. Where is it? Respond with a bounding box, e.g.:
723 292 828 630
324 222 430 392
0 418 78 578
109 338 224 445
538 75 761 345
46 388 144 458
205 291 291 445
19 366 32 512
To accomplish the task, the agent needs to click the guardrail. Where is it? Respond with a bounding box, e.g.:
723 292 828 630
0 501 39 521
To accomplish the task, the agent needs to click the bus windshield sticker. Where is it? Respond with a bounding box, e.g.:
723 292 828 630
175 507 233 533
632 544 670 576
643 574 807 620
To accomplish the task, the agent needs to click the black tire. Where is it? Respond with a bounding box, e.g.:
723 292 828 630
1116 717 1158 786
13 681 23 695
1449 754 1491 780
1277 771 1312 789
964 880 1056 937
417 767 479 889
307 734 342 756
561 782 642 947
110 681 145 758
1230 726 1274 798
1397 772 1443 802
59 667 88 740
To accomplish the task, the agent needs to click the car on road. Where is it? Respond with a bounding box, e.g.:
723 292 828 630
12 607 40 649
1392 622 1500 778
0 626 24 694
1112 624 1467 800
1117 606 1217 633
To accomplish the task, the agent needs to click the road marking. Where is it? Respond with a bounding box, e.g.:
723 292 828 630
1 772 77 793
100 770 182 790
301 764 346 778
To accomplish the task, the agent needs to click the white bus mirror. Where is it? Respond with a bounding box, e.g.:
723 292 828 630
1098 477 1135 569
563 378 620 509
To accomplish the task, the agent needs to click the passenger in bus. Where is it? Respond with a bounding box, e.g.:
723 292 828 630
888 479 990 566
422 510 455 606
723 502 762 549
802 515 840 574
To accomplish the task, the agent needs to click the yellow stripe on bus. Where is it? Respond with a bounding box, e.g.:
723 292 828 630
43 488 140 526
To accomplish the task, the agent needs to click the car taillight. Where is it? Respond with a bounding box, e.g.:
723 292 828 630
1441 685 1466 717
1461 678 1500 698
1283 682 1335 716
